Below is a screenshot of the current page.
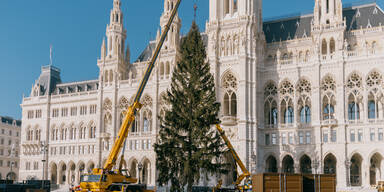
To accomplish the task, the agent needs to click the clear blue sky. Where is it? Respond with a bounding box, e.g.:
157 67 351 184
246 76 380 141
0 0 383 119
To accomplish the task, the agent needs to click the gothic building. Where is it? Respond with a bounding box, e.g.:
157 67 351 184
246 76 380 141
20 0 384 190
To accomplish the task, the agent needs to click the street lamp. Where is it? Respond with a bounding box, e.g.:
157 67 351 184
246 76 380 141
40 141 48 189
138 163 143 184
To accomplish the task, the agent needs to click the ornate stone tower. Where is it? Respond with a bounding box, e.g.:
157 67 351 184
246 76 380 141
156 0 181 81
312 0 345 60
159 0 181 51
98 0 129 84
207 0 264 177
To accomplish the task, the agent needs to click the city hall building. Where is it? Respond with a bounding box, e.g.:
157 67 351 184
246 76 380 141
20 0 384 190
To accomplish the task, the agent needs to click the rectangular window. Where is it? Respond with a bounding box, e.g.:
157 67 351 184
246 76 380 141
0 149 3 156
52 108 59 118
299 132 304 144
8 140 11 145
288 133 294 144
61 108 68 117
379 128 383 141
35 110 42 118
282 133 287 145
143 140 147 150
0 160 3 167
27 111 34 119
16 132 19 137
306 132 311 144
331 129 337 142
265 134 270 146
71 107 77 116
9 130 11 136
350 130 355 142
90 105 97 114
358 129 363 142
271 133 277 145
80 106 87 115
323 130 329 143
370 128 376 141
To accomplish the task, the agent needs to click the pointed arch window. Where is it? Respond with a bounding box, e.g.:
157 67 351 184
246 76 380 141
222 73 238 118
368 100 376 119
323 104 335 120
300 106 311 123
284 106 294 124
322 39 327 55
348 102 360 120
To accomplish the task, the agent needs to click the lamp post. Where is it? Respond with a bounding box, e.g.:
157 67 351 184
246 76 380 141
138 163 143 184
40 141 48 189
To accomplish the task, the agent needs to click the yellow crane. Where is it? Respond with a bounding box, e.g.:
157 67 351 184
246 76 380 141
79 0 182 191
214 124 252 192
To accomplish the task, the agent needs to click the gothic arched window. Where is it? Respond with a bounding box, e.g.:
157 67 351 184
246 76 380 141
264 82 278 125
322 39 327 55
368 100 376 119
321 75 336 120
300 106 311 123
222 72 238 117
284 106 294 124
348 101 360 120
330 38 335 54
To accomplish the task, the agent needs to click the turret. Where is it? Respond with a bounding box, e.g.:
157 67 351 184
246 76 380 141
159 0 181 51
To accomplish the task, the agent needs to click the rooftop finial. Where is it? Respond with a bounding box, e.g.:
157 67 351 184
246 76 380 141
193 2 197 21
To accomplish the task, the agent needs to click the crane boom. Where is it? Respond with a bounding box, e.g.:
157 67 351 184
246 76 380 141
215 124 251 188
103 0 182 171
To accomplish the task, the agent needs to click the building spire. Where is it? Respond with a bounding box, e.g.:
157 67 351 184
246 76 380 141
49 45 53 66
194 2 197 21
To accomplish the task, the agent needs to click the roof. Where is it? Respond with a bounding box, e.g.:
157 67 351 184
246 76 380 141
263 2 384 43
52 80 99 95
0 116 21 127
35 65 62 95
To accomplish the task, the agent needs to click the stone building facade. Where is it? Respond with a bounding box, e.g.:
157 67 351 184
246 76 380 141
0 116 20 181
20 0 384 190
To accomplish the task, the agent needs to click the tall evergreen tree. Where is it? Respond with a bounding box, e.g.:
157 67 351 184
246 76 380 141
154 22 227 192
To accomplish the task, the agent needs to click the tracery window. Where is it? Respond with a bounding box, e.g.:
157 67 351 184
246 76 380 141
279 80 294 124
297 79 311 124
300 106 311 123
346 73 363 121
366 71 383 120
321 76 336 120
222 73 238 117
264 82 278 125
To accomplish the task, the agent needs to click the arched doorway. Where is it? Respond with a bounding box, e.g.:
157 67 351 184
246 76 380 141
68 162 76 185
6 172 16 180
370 153 382 185
130 160 138 178
50 163 57 184
87 161 95 174
323 154 337 174
142 159 151 184
350 154 362 186
59 163 67 184
77 162 85 184
265 156 277 173
300 155 312 174
282 155 294 173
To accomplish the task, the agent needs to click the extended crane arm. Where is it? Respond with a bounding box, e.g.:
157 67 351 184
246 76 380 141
103 0 182 171
215 124 251 187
